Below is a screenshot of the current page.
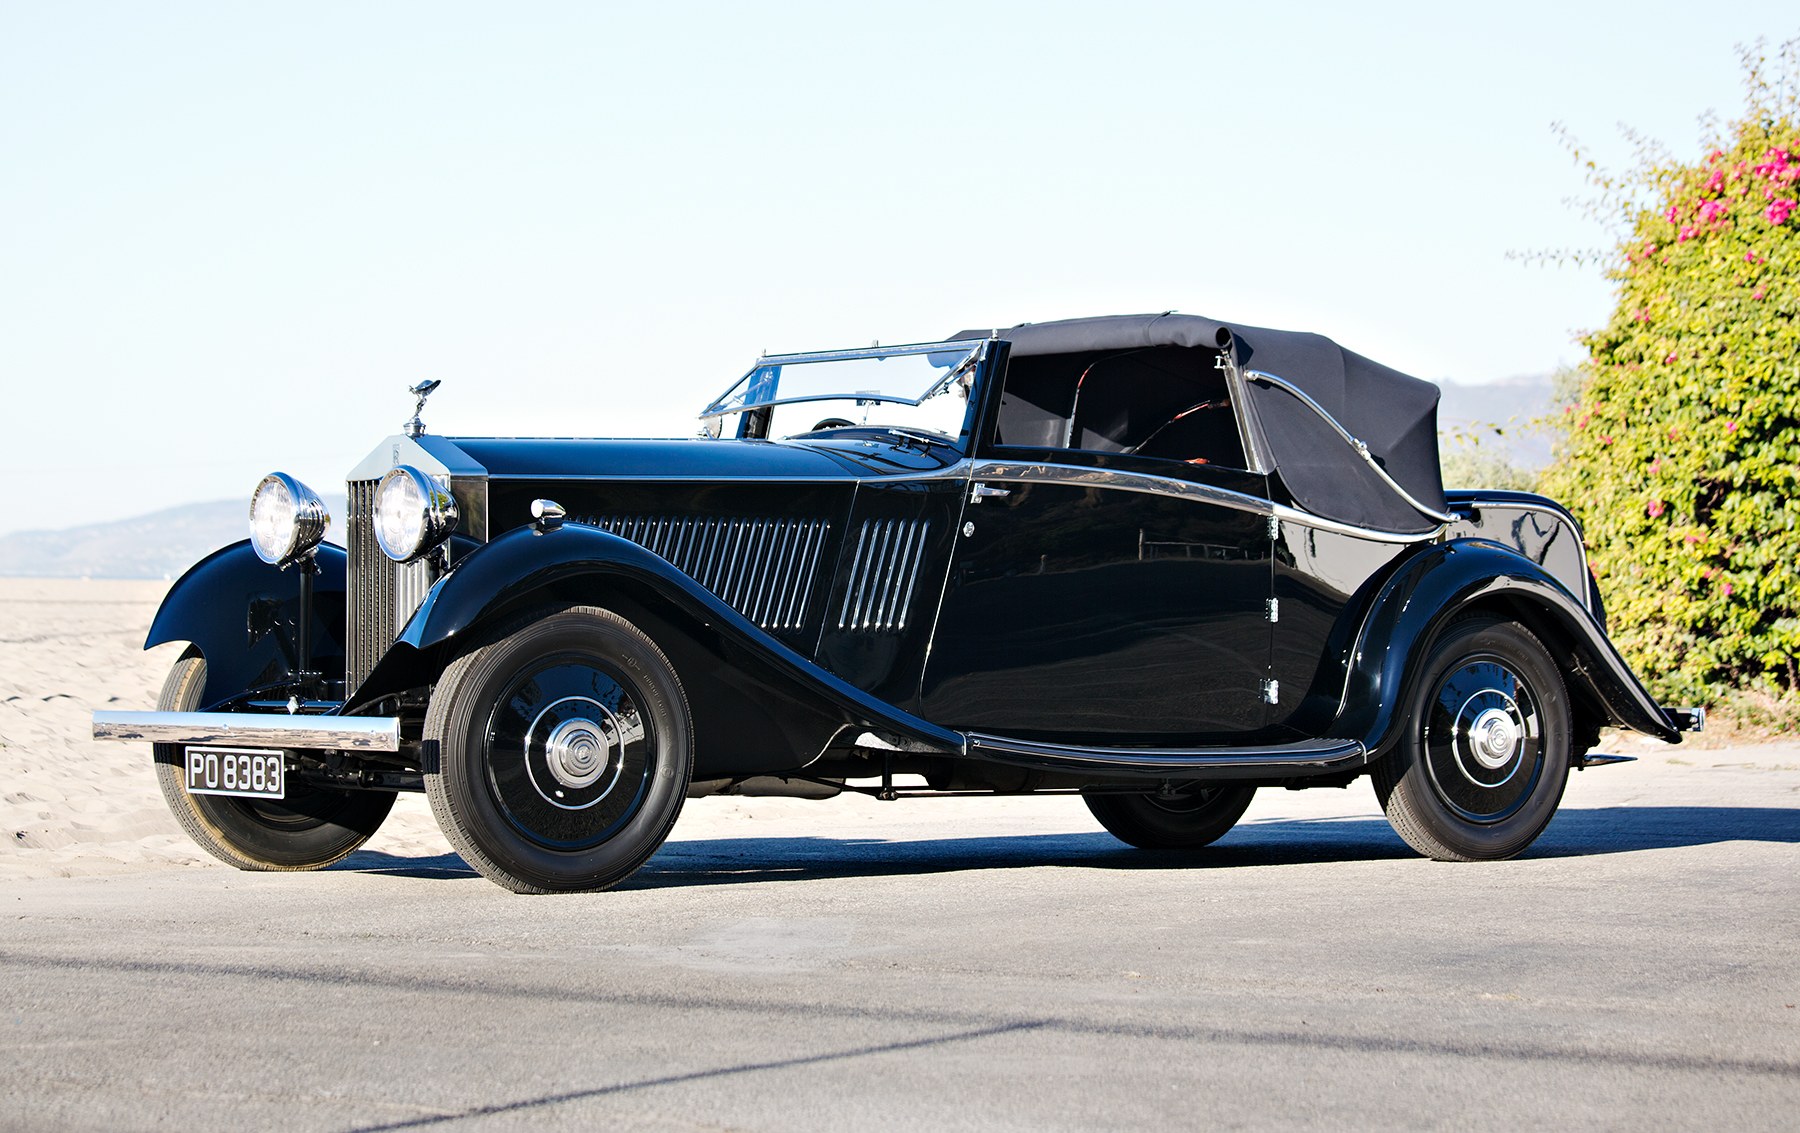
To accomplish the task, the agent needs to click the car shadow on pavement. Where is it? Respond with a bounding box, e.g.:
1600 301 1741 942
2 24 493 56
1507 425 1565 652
330 805 1800 886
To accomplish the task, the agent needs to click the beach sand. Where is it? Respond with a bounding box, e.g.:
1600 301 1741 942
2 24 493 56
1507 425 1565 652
0 577 455 879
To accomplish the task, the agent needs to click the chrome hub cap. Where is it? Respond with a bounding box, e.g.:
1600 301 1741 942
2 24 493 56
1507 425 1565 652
1467 706 1522 771
544 716 611 789
525 696 626 808
1423 658 1544 824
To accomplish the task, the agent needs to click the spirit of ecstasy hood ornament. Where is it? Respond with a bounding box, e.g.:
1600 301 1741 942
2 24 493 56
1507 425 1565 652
403 380 442 439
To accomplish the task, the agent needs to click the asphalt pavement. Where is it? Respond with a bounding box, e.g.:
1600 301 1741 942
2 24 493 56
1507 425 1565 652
4 746 1798 1131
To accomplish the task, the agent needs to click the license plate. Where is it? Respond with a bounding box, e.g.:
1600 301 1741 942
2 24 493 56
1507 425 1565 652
185 747 285 800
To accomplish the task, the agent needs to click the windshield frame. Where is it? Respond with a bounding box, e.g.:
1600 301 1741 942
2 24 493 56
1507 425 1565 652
698 339 991 428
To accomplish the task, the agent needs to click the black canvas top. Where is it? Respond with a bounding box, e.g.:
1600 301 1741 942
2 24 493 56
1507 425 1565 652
954 313 1446 533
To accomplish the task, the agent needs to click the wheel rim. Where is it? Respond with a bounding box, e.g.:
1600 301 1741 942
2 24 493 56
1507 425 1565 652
1422 656 1544 824
481 652 655 851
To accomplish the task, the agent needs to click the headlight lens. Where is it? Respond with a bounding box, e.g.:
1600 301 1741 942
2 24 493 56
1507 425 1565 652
249 472 329 566
374 465 459 563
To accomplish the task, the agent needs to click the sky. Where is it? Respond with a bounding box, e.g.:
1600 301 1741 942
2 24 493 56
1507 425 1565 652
2 2 1797 537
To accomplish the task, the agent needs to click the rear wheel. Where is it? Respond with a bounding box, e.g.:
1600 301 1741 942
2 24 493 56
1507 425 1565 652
1085 785 1256 850
423 607 693 894
152 648 396 870
1373 616 1572 861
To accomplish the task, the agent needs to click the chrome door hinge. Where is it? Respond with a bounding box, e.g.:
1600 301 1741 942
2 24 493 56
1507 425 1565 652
1266 598 1280 623
1266 514 1280 540
1261 679 1280 705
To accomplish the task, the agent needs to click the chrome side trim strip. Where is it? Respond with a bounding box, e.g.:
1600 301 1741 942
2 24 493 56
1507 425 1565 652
1272 503 1445 545
1245 370 1459 526
970 460 1274 517
966 733 1366 780
93 711 402 752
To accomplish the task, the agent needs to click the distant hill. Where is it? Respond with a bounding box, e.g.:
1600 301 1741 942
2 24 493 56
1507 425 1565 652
1435 374 1557 468
0 496 346 580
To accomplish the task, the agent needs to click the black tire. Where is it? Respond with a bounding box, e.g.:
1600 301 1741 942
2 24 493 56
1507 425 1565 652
1085 785 1257 850
152 648 396 870
1372 616 1572 862
423 606 693 894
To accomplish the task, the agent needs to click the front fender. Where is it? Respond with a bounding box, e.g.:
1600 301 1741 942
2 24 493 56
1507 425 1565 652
350 522 963 773
146 540 347 710
1341 539 1679 751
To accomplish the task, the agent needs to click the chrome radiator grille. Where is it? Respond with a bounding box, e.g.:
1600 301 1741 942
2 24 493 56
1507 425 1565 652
590 515 829 631
837 518 931 632
345 479 435 694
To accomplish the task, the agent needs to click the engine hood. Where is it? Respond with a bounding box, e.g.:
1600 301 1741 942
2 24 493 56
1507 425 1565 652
349 433 962 484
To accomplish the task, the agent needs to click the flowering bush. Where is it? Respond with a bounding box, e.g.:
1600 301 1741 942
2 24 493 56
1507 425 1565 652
1542 43 1800 708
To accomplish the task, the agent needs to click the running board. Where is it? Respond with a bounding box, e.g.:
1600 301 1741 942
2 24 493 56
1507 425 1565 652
964 733 1366 780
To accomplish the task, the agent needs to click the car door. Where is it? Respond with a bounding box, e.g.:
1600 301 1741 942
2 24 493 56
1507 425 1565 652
919 448 1274 741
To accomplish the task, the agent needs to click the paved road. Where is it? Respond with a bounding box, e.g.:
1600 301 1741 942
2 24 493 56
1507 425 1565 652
4 749 1799 1131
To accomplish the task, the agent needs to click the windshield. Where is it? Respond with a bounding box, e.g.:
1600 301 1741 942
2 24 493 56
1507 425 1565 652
701 340 986 443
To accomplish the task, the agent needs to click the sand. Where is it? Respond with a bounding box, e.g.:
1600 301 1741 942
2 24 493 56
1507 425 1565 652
0 577 454 879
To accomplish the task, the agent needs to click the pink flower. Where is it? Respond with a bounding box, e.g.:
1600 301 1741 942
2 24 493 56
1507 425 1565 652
1649 459 1663 474
1601 434 1615 446
1664 352 1679 364
1754 288 1767 300
1722 582 1734 597
1698 200 1727 222
1705 170 1726 192
1677 225 1698 242
1746 250 1762 263
1753 148 1792 178
1726 421 1738 432
1577 414 1590 430
1767 198 1795 225
1648 499 1665 518
1685 533 1700 544
1665 204 1682 223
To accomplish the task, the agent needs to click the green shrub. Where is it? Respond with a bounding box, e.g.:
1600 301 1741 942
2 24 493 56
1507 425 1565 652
1540 42 1800 706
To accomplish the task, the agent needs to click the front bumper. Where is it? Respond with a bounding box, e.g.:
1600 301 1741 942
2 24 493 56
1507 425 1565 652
92 711 402 752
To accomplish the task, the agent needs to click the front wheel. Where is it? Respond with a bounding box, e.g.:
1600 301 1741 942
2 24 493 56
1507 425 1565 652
152 649 396 870
1085 785 1256 850
1373 616 1572 862
423 607 693 894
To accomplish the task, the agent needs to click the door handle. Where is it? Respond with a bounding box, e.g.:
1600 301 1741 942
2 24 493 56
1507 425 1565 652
970 483 1012 503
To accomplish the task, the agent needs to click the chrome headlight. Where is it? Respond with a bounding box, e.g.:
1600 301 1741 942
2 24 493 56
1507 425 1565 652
374 465 459 563
248 472 329 566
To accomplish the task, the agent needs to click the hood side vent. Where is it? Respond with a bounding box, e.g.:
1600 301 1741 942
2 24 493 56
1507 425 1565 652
838 518 931 633
589 515 830 632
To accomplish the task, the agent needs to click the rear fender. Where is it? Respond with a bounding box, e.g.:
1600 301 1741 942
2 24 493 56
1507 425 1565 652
349 522 963 776
145 541 347 710
1341 539 1679 752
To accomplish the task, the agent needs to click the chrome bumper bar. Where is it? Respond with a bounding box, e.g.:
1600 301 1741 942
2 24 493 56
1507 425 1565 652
91 711 402 752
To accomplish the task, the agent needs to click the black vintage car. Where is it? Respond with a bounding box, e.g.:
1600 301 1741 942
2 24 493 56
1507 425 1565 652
94 313 1698 892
